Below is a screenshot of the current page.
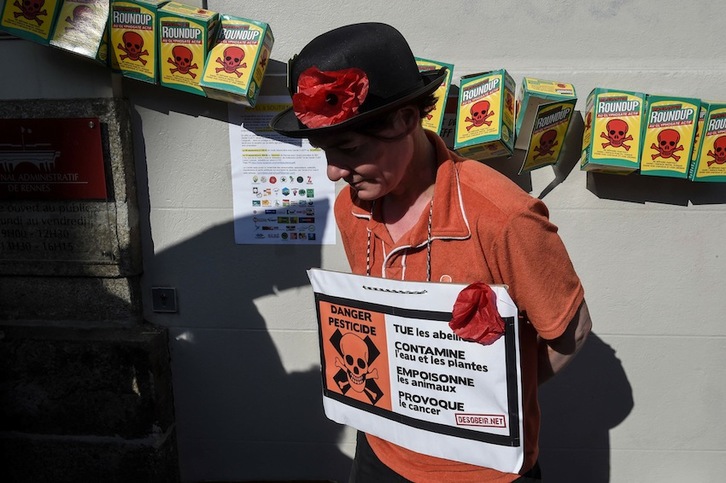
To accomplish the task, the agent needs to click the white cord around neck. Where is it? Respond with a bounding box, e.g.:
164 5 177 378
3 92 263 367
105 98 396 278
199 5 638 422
366 198 433 281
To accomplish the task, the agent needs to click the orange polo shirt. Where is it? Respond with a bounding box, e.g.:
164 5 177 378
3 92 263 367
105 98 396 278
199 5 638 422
334 131 585 482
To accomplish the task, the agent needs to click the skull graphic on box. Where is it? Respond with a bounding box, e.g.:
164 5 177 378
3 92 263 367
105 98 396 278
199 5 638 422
533 129 559 160
584 111 593 131
505 90 514 113
600 118 633 151
260 47 269 69
215 46 247 78
707 136 726 167
13 0 47 26
168 45 198 78
118 31 149 65
330 329 383 405
64 4 92 32
650 128 684 161
465 100 494 131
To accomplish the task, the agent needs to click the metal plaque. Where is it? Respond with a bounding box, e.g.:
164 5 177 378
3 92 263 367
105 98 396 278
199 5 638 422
0 118 108 201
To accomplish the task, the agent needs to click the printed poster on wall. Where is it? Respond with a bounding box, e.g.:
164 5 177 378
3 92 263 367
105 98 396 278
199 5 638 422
308 268 525 473
228 97 336 245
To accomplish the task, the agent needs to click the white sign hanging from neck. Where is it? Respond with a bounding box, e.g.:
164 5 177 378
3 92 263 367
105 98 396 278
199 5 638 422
307 268 524 473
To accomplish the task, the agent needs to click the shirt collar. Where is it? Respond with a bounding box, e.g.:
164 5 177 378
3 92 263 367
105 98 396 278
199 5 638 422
348 131 471 247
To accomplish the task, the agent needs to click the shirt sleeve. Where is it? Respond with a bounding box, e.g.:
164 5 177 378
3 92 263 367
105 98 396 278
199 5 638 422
490 198 584 340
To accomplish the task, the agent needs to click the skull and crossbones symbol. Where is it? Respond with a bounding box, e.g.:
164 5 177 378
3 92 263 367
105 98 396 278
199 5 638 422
118 31 149 65
168 45 198 78
331 331 383 404
707 136 726 167
601 118 633 150
533 129 559 159
505 91 514 113
64 4 92 32
13 0 47 26
215 46 247 77
465 100 494 131
650 128 684 161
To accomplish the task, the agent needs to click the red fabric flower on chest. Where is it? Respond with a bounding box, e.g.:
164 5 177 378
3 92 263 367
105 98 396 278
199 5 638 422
292 66 370 128
449 282 506 345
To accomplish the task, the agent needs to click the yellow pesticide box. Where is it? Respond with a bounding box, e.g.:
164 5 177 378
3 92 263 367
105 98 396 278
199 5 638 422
50 0 109 62
580 87 646 175
158 1 218 96
454 69 515 161
415 57 454 135
0 0 62 45
689 101 726 182
514 77 577 173
639 95 700 179
110 0 168 83
200 14 274 107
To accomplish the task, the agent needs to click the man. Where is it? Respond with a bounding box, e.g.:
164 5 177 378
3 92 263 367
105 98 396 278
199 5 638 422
271 22 592 482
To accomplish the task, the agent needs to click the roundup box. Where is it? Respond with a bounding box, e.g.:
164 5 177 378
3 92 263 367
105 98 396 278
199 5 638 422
158 1 219 96
580 87 646 174
515 77 577 173
1 0 62 45
639 95 700 179
455 69 515 161
110 0 168 83
415 57 454 135
50 0 109 61
200 14 274 107
689 101 726 182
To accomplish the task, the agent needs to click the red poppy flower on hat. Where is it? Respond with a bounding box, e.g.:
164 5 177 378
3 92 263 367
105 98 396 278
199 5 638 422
292 66 370 128
449 282 505 345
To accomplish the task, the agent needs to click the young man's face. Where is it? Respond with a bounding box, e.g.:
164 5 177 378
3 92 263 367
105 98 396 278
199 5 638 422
308 110 415 201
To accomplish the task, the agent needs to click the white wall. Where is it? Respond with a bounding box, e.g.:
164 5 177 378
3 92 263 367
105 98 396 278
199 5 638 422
3 1 726 481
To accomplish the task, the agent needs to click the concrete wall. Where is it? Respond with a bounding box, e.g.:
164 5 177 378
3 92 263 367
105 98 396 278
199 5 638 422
2 1 726 481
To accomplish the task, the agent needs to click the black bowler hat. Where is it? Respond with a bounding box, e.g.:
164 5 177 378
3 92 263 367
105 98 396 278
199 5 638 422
270 22 447 138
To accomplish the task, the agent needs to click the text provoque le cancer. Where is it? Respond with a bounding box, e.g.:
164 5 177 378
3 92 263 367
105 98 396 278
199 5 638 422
393 322 488 416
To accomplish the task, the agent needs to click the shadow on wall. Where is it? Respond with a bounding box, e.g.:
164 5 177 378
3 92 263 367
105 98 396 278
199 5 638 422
475 111 585 197
146 206 353 482
126 83 352 481
482 109 726 207
538 333 634 482
536 112 585 200
587 170 726 206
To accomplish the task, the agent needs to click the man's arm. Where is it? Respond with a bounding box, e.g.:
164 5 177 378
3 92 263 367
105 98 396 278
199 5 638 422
537 299 592 385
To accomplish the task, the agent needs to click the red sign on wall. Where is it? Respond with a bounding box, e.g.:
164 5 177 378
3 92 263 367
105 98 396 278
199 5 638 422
0 118 108 200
